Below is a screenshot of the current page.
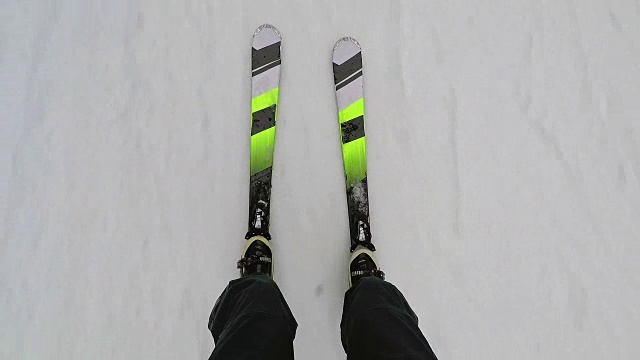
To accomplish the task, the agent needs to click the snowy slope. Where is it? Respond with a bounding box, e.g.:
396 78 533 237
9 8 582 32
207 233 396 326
2 0 639 359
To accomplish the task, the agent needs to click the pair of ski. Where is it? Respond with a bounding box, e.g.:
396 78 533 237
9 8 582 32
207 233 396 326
243 24 382 282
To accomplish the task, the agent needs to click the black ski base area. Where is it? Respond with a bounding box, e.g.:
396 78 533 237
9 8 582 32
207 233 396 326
247 167 273 238
346 177 371 249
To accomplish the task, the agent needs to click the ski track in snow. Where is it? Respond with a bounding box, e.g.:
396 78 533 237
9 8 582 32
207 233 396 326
2 1 639 359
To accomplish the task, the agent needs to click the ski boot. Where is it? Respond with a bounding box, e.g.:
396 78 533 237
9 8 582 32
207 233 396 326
349 219 384 287
237 235 273 278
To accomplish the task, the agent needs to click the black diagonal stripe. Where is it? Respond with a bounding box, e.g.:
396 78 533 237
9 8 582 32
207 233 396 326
333 52 362 85
250 167 273 192
252 59 281 77
341 115 365 143
252 42 281 70
335 70 362 91
251 105 277 135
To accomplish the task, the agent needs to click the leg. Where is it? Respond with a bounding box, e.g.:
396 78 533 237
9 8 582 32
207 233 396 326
341 276 438 360
208 275 297 360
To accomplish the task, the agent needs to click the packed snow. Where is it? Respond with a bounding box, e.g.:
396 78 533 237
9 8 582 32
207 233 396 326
2 1 639 359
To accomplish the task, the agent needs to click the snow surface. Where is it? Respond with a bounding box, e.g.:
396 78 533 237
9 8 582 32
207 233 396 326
2 1 640 359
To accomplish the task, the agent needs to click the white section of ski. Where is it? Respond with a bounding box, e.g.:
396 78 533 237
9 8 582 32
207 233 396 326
253 24 281 50
251 64 280 97
333 37 361 65
335 75 364 112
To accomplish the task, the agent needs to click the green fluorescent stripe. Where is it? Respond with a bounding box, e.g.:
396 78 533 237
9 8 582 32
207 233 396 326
250 126 276 176
251 87 279 113
341 136 367 188
250 87 279 176
338 98 364 124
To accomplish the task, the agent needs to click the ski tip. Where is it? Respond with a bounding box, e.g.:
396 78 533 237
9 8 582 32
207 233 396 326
253 24 281 50
254 24 282 40
333 37 361 65
334 36 361 51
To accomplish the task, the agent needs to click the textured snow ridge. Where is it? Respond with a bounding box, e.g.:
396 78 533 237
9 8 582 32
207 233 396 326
2 1 639 359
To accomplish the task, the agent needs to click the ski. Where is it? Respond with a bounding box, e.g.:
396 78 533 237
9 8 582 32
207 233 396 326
332 37 375 253
246 24 282 240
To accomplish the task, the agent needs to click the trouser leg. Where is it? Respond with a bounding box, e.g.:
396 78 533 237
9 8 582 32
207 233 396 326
341 276 438 360
208 275 297 360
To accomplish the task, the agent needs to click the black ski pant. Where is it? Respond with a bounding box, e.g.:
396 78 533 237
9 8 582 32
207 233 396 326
208 275 438 359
